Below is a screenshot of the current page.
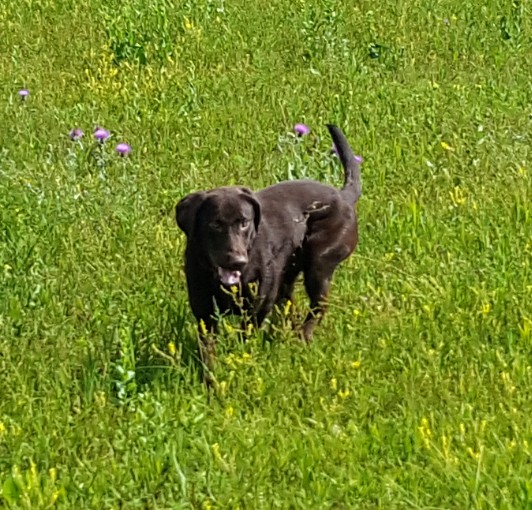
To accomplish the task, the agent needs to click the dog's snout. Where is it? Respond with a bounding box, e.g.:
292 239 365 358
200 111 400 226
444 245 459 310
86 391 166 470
225 252 248 270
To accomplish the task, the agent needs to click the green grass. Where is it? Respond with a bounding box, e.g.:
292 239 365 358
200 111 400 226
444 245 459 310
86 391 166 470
1 0 532 507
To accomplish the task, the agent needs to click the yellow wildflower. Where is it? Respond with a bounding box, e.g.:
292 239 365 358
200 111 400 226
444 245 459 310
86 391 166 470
217 380 227 396
330 378 337 391
95 391 107 407
441 434 452 460
211 443 222 461
167 342 177 356
247 282 258 297
351 360 361 369
419 418 432 436
338 388 350 399
28 461 38 489
467 447 480 460
440 141 455 151
500 371 516 393
224 353 236 369
449 186 466 206
418 417 432 448
480 303 491 315
49 490 61 506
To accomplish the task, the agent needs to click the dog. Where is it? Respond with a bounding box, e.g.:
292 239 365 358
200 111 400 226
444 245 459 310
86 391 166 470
176 125 362 381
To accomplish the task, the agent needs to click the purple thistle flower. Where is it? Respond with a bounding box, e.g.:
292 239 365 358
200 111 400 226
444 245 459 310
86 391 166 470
294 123 310 136
69 128 84 141
355 155 364 164
94 127 110 142
115 142 132 156
18 89 30 100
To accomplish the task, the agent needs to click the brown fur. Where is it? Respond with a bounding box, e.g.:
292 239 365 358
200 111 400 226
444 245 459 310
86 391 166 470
176 125 362 382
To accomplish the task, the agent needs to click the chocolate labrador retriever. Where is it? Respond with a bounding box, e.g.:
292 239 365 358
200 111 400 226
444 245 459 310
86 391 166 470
176 125 362 380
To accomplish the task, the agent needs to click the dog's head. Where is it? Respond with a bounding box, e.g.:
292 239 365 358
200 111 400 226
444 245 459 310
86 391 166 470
176 186 261 286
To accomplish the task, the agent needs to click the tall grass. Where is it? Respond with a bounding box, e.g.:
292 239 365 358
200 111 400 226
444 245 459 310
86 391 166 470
1 0 531 507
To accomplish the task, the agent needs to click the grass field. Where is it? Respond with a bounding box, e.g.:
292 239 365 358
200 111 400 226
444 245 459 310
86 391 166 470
1 0 532 507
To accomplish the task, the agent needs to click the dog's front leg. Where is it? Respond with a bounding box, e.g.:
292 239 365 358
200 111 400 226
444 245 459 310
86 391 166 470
186 270 219 385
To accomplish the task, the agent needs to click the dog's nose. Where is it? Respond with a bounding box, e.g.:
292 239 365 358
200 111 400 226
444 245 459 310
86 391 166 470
226 253 248 270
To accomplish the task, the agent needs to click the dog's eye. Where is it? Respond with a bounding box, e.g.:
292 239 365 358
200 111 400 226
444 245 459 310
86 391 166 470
240 219 250 230
209 222 224 232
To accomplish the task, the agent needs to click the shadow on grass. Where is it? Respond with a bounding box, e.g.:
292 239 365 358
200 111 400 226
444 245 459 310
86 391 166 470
75 299 205 406
77 294 307 405
131 299 204 390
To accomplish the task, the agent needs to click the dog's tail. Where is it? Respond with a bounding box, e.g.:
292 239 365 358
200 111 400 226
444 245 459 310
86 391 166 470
327 124 362 205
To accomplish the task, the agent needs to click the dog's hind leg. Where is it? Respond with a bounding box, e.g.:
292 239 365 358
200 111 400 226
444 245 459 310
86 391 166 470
301 264 334 342
301 207 357 341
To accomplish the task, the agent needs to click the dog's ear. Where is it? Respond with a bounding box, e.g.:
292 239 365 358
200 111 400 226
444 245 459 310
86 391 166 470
175 191 207 237
238 187 261 231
